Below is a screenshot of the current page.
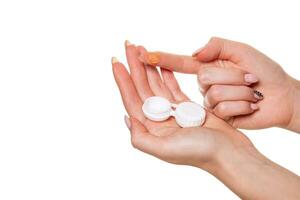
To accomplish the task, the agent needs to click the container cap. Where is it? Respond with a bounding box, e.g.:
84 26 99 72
142 96 206 127
142 96 172 121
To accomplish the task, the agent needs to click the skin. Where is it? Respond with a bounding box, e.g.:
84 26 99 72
112 40 300 199
138 37 300 132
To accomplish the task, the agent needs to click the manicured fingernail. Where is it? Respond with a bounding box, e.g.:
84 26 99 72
254 90 264 100
244 74 258 84
111 57 119 64
250 103 259 110
192 47 204 57
147 52 161 66
124 115 131 130
125 40 133 47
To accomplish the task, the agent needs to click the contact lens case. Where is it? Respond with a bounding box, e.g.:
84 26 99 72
142 96 206 127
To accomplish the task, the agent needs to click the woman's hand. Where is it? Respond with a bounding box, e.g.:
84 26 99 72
138 37 300 132
112 41 300 199
112 40 253 168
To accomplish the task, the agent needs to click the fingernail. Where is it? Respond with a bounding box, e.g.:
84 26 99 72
111 57 119 64
254 90 264 100
250 103 259 110
147 52 160 66
244 74 258 84
125 40 133 47
124 115 131 130
192 47 204 57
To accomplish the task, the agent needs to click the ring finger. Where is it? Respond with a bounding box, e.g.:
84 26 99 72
204 85 263 108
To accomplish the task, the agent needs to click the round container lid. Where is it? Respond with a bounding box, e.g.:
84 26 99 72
174 102 206 127
142 96 172 121
142 96 206 127
176 102 205 121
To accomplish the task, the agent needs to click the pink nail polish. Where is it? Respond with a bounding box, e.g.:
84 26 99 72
250 103 259 110
124 115 131 130
244 74 258 84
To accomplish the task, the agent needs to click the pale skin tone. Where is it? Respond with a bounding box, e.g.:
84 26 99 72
112 39 300 199
138 37 300 132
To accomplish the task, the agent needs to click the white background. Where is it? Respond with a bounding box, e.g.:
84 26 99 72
0 0 300 199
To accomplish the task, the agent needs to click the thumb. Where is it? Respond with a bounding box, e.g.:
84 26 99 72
130 118 167 158
193 37 247 63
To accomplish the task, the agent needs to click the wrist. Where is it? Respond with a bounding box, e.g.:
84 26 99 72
196 134 259 177
286 78 300 133
205 144 264 198
203 140 300 199
212 144 264 179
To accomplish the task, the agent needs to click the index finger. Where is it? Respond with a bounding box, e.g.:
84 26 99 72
137 46 202 74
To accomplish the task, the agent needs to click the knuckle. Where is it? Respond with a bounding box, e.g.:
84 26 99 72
197 68 211 85
209 85 222 101
215 102 228 115
234 40 253 51
209 36 221 43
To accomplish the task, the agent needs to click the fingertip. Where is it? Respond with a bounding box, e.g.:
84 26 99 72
134 45 160 66
250 103 259 111
136 46 147 63
244 73 259 84
254 90 264 100
111 59 125 75
194 37 224 62
136 45 147 52
125 40 134 47
111 58 120 73
195 47 213 62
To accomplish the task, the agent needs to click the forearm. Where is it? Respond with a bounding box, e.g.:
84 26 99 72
287 77 300 133
207 146 300 199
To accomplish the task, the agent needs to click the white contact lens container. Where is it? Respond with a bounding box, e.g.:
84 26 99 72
142 96 206 127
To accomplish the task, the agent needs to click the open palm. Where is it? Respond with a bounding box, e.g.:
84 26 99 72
112 41 253 167
114 41 190 137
